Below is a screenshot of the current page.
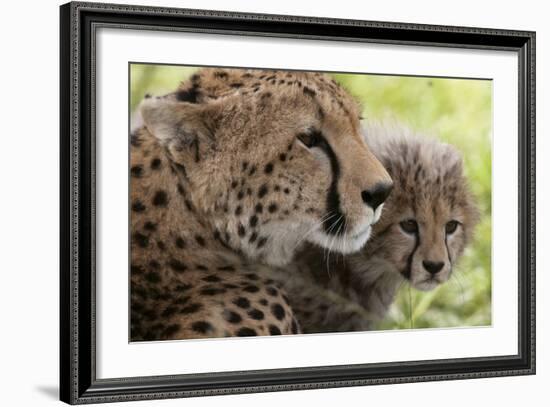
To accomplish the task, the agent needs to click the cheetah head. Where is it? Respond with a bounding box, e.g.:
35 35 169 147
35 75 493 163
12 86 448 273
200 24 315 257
139 68 392 266
353 124 479 291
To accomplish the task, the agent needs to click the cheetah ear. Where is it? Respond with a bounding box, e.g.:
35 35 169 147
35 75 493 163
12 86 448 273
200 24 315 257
139 96 221 147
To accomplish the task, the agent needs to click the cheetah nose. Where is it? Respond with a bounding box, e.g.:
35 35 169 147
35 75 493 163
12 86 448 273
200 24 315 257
361 182 393 211
422 260 444 275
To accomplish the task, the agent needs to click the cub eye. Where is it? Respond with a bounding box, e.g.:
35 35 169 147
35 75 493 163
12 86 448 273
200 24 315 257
445 220 460 234
297 131 321 148
399 219 418 234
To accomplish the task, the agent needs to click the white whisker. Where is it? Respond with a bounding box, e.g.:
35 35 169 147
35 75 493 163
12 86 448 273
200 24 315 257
323 215 341 278
325 217 344 280
342 216 349 256
292 212 337 251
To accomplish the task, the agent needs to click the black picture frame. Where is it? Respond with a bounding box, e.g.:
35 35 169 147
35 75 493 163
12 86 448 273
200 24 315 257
60 1 536 404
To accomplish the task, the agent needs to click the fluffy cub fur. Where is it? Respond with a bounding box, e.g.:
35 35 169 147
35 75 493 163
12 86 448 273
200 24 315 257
275 123 479 333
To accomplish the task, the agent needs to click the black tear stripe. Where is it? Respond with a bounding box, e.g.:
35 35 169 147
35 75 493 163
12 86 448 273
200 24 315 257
403 233 420 280
444 234 453 273
313 130 346 235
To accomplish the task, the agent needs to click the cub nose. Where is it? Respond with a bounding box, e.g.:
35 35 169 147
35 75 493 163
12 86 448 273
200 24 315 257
361 182 393 211
422 260 444 275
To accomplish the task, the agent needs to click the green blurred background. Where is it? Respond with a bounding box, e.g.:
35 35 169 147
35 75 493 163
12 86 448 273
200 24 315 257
130 64 492 330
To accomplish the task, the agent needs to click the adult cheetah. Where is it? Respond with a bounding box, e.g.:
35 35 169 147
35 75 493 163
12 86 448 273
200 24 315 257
130 68 393 341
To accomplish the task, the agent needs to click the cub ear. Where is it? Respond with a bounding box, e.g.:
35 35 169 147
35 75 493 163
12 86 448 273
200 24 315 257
139 96 221 147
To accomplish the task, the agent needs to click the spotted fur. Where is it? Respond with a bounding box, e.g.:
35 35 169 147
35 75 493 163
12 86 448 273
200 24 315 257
130 68 392 340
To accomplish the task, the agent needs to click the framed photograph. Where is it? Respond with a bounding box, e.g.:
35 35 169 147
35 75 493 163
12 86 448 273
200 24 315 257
60 1 535 404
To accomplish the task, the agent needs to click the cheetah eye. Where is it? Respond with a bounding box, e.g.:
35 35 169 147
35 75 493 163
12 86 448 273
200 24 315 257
399 219 418 234
297 130 321 148
445 220 460 234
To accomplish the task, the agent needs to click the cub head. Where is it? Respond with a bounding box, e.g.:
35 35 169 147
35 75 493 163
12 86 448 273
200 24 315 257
354 124 479 291
139 68 392 265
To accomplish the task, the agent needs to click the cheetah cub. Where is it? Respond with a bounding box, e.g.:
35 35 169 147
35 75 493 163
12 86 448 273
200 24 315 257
276 123 479 333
